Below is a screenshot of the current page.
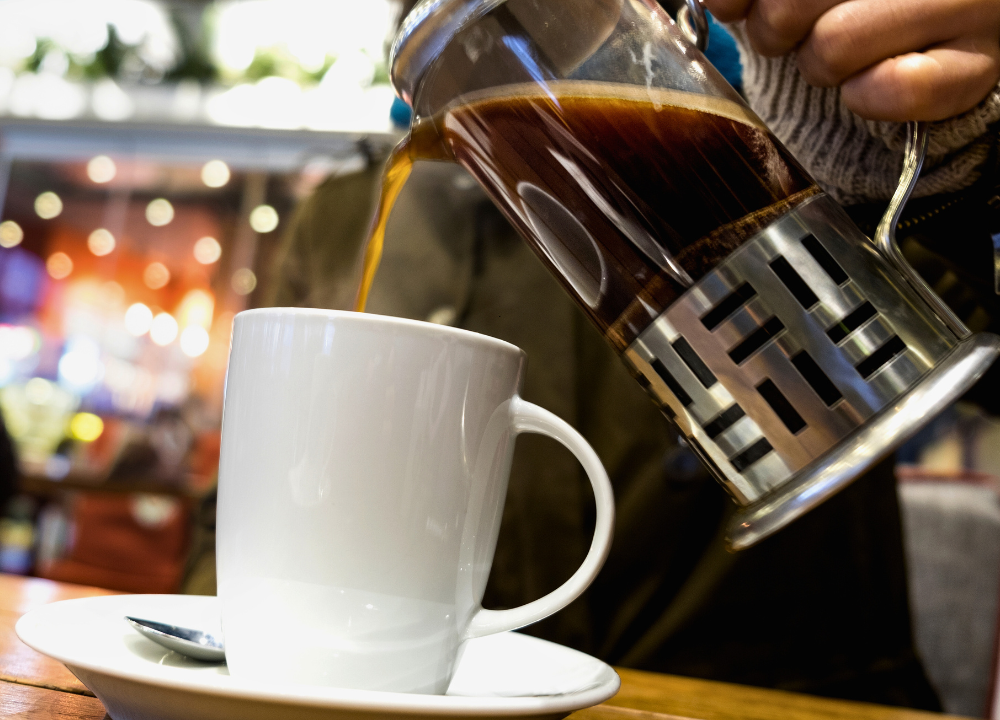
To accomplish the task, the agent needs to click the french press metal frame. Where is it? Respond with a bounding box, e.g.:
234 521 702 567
674 0 994 546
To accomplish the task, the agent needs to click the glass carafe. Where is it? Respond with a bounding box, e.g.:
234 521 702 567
387 0 1000 547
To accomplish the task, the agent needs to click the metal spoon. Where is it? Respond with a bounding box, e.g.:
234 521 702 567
125 616 226 662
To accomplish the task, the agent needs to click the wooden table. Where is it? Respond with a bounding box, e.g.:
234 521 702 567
0 573 971 720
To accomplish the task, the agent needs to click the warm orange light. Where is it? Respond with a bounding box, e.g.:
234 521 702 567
150 312 178 346
177 289 215 330
88 228 116 256
124 303 153 336
193 236 222 264
101 281 125 307
180 326 210 357
46 252 73 279
143 262 171 290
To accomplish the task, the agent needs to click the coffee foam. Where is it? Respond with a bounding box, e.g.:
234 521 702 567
447 80 765 129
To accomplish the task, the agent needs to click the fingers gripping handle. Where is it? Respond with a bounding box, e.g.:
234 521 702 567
464 397 615 640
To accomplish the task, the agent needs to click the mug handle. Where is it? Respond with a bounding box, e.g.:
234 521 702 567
464 397 615 640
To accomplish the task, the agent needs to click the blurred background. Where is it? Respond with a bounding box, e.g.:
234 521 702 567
0 2 999 716
0 0 401 591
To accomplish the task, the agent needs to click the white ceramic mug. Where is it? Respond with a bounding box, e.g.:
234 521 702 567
216 309 615 694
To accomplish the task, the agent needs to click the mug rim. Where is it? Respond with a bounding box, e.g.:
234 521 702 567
235 307 524 357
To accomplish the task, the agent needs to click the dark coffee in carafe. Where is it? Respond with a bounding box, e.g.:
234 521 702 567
441 81 818 349
359 81 818 351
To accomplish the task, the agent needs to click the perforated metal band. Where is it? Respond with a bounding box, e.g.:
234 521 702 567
623 193 957 505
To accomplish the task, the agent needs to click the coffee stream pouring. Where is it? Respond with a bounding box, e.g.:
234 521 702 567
381 0 1000 549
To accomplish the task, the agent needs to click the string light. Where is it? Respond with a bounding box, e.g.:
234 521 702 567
124 303 153 336
177 289 214 330
231 268 257 295
87 228 116 256
0 220 23 248
150 312 178 346
143 262 171 290
34 192 63 219
180 326 210 357
249 204 279 233
201 160 231 188
193 236 222 264
87 155 116 183
146 198 174 227
70 413 104 442
46 252 73 279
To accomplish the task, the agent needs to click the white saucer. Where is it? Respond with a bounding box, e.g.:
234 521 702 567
16 594 619 720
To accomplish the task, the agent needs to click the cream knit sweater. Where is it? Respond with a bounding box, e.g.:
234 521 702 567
730 23 1000 206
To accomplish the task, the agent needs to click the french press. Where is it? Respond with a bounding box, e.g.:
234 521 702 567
389 0 1000 548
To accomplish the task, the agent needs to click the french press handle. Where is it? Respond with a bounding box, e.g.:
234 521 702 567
875 122 971 339
678 0 709 51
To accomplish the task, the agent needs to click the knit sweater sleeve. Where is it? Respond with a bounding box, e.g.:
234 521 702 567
729 22 1000 205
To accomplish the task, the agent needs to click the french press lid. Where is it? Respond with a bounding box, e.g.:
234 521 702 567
390 0 713 106
390 0 507 106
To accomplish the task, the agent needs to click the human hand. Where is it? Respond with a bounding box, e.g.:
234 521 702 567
702 0 1000 122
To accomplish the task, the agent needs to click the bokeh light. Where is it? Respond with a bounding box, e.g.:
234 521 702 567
8 71 86 121
0 22 36 64
231 268 257 295
249 204 279 233
0 220 23 248
25 377 54 404
193 236 222 264
143 261 171 290
93 78 134 121
0 359 13 387
180 326 210 357
0 325 39 361
70 413 104 442
150 312 179 346
58 338 103 392
177 289 214 330
87 155 116 183
124 303 153 336
145 198 174 226
34 192 63 219
209 1 394 78
87 228 116 256
101 281 126 307
46 252 73 279
201 160 231 188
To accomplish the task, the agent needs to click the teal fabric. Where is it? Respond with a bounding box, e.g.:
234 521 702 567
704 12 742 93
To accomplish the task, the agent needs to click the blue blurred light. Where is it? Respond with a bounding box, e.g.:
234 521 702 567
0 248 47 319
